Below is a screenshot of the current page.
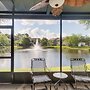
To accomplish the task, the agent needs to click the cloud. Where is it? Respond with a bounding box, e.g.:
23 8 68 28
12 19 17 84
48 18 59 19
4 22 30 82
17 19 59 26
62 33 67 37
20 20 34 26
18 27 59 39
29 28 59 39
63 20 79 24
0 19 11 25
37 20 59 25
56 33 67 38
17 28 31 34
0 29 11 34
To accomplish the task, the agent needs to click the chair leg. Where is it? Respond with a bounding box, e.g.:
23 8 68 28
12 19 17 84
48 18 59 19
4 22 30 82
74 80 77 89
50 83 51 90
63 85 68 90
31 84 33 90
54 86 58 90
32 84 35 90
45 84 48 90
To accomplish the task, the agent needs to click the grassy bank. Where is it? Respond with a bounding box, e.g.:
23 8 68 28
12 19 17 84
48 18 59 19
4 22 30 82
14 46 25 50
62 46 90 51
15 45 90 50
45 46 60 49
13 64 90 72
14 46 60 50
1 64 90 72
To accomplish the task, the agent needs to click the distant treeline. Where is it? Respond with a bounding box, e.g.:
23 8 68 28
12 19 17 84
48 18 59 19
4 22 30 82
63 34 90 47
1 32 90 49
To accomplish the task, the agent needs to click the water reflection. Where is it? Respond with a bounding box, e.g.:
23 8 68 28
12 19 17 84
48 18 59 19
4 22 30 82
14 48 60 71
14 38 60 71
62 49 90 67
1 46 90 71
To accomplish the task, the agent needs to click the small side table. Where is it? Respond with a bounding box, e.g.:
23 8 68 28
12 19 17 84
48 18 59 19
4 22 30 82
53 72 68 90
53 72 68 79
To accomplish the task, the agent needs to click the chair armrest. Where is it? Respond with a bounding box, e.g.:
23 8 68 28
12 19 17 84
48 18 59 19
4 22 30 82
45 65 51 72
29 71 33 78
29 71 33 76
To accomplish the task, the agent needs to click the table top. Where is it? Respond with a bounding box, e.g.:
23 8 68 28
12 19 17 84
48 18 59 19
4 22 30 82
53 72 68 79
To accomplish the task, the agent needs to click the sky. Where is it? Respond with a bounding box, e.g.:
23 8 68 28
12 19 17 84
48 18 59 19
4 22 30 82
14 20 60 39
62 20 90 37
0 19 90 39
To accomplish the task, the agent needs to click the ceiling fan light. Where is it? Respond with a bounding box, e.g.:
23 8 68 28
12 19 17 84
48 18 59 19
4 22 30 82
49 0 65 8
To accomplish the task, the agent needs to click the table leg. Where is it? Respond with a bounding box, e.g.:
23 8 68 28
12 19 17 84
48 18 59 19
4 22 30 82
54 79 68 90
60 79 68 90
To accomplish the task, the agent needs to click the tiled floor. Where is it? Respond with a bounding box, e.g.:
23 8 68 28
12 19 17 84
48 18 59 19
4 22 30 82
0 83 90 90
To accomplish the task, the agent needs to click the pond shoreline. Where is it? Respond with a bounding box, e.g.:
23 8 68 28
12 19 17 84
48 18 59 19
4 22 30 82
15 45 90 50
62 46 90 51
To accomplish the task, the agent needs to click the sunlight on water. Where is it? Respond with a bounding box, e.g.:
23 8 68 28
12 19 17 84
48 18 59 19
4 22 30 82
14 38 60 72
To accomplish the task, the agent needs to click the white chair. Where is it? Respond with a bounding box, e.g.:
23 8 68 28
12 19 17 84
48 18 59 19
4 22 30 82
31 58 52 90
70 58 90 89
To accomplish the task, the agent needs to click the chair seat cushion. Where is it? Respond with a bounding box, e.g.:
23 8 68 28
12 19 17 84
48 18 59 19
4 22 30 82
72 75 90 82
32 75 51 83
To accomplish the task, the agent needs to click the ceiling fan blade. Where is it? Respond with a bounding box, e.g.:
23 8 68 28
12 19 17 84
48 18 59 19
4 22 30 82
29 0 49 11
51 6 63 16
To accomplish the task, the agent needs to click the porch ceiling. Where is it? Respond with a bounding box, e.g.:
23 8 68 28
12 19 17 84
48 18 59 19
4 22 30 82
0 0 90 14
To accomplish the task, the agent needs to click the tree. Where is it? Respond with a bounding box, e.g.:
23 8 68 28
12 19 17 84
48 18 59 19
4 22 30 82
63 36 70 46
21 36 30 48
0 34 9 46
83 36 90 45
63 34 80 47
15 33 24 40
41 38 48 46
79 20 90 29
5 34 11 39
48 39 53 46
14 33 31 46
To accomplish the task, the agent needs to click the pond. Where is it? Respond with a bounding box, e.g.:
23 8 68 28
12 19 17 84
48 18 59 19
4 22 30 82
14 48 90 72
1 47 90 72
62 49 90 67
14 48 60 71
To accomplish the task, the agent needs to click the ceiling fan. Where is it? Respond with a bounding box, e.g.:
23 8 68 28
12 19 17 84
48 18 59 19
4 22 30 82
29 0 90 16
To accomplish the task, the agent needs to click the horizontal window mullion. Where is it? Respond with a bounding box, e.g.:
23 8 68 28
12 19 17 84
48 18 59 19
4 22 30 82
0 57 11 59
0 26 12 28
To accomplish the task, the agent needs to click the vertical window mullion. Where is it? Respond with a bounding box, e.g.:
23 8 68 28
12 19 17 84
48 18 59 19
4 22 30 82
60 15 62 72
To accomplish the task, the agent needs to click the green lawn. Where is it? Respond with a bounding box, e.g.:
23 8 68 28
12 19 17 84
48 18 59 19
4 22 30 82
13 64 90 72
1 64 90 72
45 46 60 49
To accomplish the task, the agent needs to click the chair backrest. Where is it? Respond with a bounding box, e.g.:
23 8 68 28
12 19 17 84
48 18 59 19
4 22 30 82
31 58 47 72
70 58 87 74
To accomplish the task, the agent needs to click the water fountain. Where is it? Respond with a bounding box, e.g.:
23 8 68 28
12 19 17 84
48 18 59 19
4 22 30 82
14 38 60 71
33 38 42 50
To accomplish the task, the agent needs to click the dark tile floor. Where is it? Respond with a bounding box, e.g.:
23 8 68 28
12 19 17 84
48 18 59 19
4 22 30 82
0 83 90 90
